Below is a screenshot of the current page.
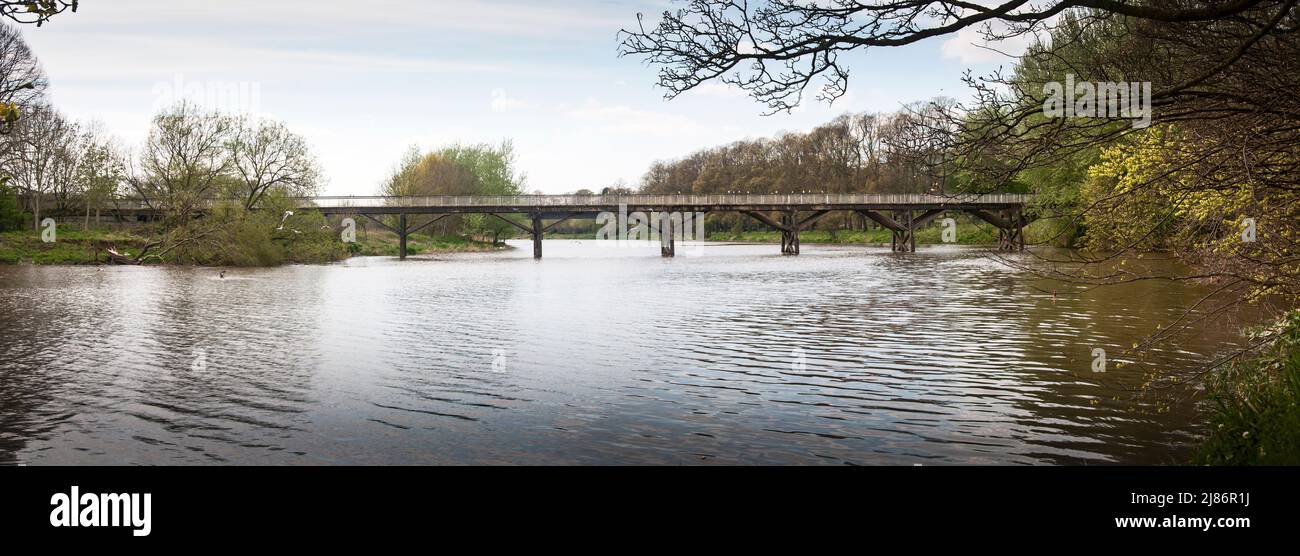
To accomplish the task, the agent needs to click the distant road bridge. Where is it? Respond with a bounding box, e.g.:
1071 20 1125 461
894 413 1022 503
107 193 1035 259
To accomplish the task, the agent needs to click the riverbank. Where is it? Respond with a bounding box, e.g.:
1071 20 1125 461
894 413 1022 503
353 230 509 258
0 228 505 265
1196 310 1300 465
0 229 151 265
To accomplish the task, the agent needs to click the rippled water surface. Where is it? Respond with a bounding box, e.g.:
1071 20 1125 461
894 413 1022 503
0 241 1248 464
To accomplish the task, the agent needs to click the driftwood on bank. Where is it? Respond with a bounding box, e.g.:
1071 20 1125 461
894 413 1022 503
104 246 146 265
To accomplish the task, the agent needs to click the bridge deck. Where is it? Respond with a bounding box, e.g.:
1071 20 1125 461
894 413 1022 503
87 193 1033 257
105 193 1032 216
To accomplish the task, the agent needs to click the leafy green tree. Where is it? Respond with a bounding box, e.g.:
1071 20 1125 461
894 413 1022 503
379 141 526 243
0 177 26 231
74 124 124 229
437 141 525 243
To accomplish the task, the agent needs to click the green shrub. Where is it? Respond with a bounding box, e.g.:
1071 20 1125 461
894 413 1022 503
1197 310 1300 465
0 180 29 232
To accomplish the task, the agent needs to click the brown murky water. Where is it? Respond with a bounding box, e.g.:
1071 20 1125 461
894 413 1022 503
0 241 1251 464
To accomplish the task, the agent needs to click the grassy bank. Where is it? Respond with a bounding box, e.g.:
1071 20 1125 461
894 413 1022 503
0 229 152 265
0 227 506 265
353 230 508 257
1197 310 1300 465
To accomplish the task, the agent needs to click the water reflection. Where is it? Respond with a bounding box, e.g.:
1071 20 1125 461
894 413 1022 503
0 241 1247 464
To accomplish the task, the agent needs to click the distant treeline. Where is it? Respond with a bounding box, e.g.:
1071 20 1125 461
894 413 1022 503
627 102 969 234
639 107 957 197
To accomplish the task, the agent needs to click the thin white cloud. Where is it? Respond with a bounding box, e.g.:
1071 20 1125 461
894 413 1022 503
490 89 527 113
565 99 710 138
24 33 518 80
685 82 749 100
937 2 1055 65
940 26 1038 64
56 0 636 38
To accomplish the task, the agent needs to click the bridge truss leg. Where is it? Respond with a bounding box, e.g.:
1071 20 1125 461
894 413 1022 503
858 209 943 253
899 210 920 252
485 212 553 259
780 211 799 255
858 209 906 252
891 210 916 252
742 209 832 256
969 209 1028 251
999 210 1027 251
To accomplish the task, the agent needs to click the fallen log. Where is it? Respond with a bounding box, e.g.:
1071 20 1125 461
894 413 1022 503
104 246 140 265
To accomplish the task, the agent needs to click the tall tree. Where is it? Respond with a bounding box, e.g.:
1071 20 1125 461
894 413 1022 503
0 102 76 229
229 116 322 209
132 102 235 223
439 141 526 243
380 142 526 242
74 123 125 229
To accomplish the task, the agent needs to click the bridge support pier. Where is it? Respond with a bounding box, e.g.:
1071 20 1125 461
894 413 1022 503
970 209 1027 251
531 214 543 259
892 210 915 253
857 209 944 253
996 226 1026 251
741 209 830 256
355 212 448 261
398 212 408 260
780 211 799 255
661 216 675 257
485 212 557 259
1006 209 1027 251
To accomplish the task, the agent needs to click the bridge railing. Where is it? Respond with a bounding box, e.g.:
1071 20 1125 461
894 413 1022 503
101 193 1033 211
294 193 1033 208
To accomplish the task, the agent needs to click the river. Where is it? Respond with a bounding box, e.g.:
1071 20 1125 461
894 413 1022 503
0 240 1249 465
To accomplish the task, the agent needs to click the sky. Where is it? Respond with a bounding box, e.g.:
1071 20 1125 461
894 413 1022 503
16 0 1024 195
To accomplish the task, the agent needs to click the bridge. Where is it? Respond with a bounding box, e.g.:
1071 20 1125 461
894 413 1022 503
107 193 1035 259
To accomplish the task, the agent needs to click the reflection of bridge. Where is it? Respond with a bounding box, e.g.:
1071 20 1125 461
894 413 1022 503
110 193 1035 259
